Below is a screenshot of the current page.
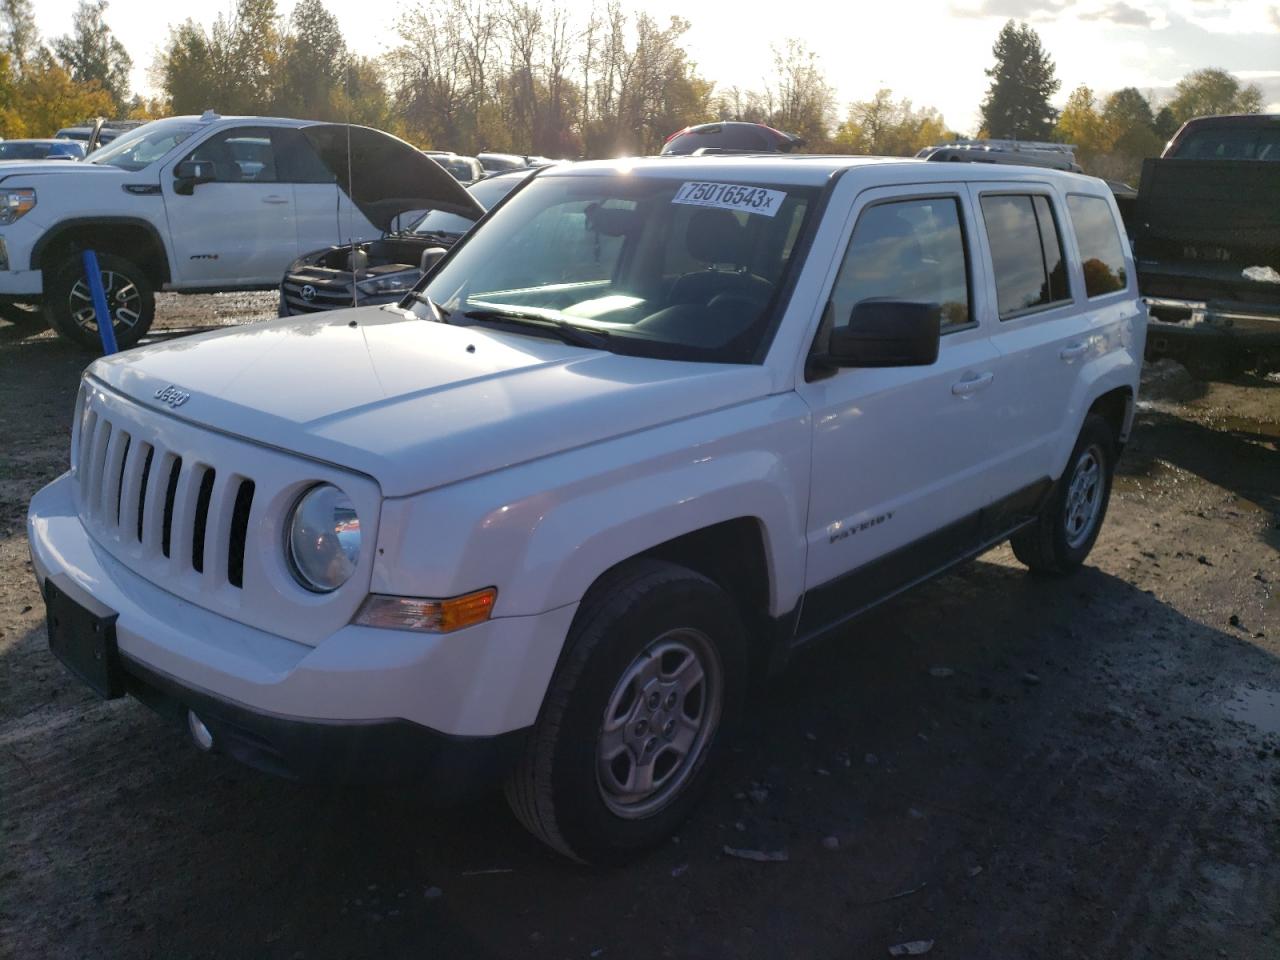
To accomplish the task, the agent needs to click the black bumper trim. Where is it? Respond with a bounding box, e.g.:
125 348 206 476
120 656 528 797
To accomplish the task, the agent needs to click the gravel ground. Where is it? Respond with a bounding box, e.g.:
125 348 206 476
1 303 1277 960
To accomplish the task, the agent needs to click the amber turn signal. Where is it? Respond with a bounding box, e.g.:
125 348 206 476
354 588 497 633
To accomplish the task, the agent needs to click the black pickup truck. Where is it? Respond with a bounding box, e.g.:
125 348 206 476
1134 114 1280 376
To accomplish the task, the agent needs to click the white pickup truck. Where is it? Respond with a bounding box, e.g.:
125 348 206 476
28 156 1145 863
0 112 481 348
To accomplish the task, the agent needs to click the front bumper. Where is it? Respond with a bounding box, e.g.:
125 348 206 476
0 226 43 295
119 648 526 791
28 473 578 784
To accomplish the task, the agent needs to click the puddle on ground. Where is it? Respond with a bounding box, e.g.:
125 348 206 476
1224 687 1280 735
1212 417 1280 442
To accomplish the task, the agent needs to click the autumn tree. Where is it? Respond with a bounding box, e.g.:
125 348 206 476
1167 68 1263 124
979 20 1059 140
832 89 947 156
12 59 113 136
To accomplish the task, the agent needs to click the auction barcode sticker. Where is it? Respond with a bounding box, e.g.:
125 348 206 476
673 182 786 217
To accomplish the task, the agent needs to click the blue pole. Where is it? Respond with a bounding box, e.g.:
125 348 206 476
81 249 118 355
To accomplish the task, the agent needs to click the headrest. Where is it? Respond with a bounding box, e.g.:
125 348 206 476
686 208 746 265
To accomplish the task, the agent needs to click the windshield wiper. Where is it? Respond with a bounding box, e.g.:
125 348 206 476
415 230 461 245
406 291 451 323
463 308 610 349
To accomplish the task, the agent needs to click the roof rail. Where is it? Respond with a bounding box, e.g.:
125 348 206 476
931 138 1077 156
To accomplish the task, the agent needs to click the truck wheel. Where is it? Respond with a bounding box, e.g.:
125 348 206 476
45 253 155 351
506 559 747 864
1011 413 1116 575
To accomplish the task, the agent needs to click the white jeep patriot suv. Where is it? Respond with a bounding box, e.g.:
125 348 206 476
0 113 480 349
28 156 1144 863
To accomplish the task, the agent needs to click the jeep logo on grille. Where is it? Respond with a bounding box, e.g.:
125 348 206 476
153 385 190 408
300 284 317 302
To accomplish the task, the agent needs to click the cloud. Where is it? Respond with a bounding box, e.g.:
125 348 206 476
1080 2 1155 25
950 0 1077 19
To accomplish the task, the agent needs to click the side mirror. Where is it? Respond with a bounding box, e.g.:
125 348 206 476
821 300 941 369
173 160 216 195
419 246 447 274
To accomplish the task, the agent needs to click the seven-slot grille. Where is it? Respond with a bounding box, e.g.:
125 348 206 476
76 401 255 590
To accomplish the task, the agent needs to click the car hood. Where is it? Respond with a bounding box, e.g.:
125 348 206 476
0 161 124 181
301 124 485 231
89 308 773 497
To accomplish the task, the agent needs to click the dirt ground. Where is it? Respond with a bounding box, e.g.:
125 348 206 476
1 302 1277 960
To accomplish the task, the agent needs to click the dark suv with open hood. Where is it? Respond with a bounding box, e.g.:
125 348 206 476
279 168 537 316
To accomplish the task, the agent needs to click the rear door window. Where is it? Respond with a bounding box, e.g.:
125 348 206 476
980 194 1072 320
1066 195 1128 297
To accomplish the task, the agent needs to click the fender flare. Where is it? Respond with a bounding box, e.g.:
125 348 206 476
29 216 171 283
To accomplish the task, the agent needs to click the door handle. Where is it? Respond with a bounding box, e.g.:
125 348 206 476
262 195 289 205
951 372 994 397
1060 341 1090 361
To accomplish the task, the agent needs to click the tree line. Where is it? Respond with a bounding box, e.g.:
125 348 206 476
0 0 1266 181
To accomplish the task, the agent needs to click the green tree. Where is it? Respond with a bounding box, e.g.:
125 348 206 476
1102 87 1161 161
337 56 394 131
1167 67 1263 124
979 20 1060 140
215 0 283 114
0 0 39 71
154 19 216 114
52 0 131 109
278 0 347 119
1152 105 1178 140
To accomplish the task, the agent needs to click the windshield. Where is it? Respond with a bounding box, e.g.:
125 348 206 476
412 173 528 237
87 119 201 171
419 173 818 363
0 142 62 160
1173 124 1280 161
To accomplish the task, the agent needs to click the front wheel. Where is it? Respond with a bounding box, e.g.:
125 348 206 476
505 559 747 864
45 253 155 351
1011 413 1116 575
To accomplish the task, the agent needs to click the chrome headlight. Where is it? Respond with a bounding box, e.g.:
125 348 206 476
0 188 36 225
287 484 361 592
356 269 419 296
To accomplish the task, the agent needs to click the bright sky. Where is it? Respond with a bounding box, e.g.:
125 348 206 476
32 0 1280 134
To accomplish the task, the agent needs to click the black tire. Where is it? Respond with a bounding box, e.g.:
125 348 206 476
1011 413 1116 575
45 252 155 351
505 559 748 864
0 301 46 329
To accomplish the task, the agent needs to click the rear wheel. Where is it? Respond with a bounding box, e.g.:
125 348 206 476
505 559 747 864
1012 413 1116 575
46 252 155 351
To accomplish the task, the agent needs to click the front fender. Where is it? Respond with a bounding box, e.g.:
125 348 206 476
371 393 813 619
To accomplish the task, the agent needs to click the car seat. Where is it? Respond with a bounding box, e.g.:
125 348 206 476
668 209 773 306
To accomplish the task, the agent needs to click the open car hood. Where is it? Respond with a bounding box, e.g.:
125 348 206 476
301 124 485 231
